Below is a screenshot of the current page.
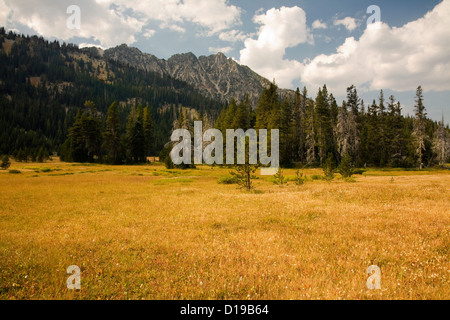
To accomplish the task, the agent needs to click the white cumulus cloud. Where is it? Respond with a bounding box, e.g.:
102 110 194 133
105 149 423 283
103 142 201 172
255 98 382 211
143 29 156 39
219 29 248 42
300 0 450 95
103 0 242 35
334 17 358 31
239 6 312 88
0 0 242 48
312 19 327 30
2 0 145 47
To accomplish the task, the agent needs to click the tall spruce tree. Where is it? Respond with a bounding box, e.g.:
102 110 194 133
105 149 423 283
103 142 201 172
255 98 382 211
279 95 293 166
314 86 333 165
143 106 154 157
413 86 427 169
305 99 316 166
292 87 307 163
103 102 122 164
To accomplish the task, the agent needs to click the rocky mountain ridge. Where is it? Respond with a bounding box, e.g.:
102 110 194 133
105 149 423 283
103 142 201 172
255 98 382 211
103 44 292 106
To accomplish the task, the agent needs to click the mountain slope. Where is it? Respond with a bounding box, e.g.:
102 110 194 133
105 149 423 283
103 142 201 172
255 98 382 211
0 31 222 156
104 44 276 105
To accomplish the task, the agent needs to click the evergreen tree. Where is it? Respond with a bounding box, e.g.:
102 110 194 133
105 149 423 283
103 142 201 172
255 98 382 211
323 153 335 181
37 147 47 163
366 99 380 166
230 163 258 191
64 109 87 162
314 86 333 165
347 85 360 116
292 87 306 163
103 101 122 164
337 153 354 178
305 99 316 166
413 86 427 169
224 98 237 130
126 106 137 163
256 81 279 130
387 96 405 166
279 95 293 166
131 106 146 163
143 106 154 156
378 90 389 166
1 155 11 170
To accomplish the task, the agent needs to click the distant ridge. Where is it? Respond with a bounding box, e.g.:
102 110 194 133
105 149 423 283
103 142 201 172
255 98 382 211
104 44 293 106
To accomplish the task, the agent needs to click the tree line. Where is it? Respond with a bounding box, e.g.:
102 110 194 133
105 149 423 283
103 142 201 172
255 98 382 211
214 82 449 169
1 29 449 168
60 101 154 164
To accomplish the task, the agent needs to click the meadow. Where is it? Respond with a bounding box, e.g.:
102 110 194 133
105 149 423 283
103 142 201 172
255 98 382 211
0 159 449 300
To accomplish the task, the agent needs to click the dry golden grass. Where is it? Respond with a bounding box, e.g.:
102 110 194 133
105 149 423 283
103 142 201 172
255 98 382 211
0 159 449 300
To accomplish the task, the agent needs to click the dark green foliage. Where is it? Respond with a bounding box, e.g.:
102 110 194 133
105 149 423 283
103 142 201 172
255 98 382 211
230 164 259 191
294 170 305 185
337 154 354 178
273 168 287 186
126 106 146 163
36 147 48 163
164 152 175 169
323 153 335 181
1 155 11 170
352 169 366 175
60 102 102 162
143 106 154 158
102 102 122 164
9 169 21 174
413 86 427 170
217 176 239 184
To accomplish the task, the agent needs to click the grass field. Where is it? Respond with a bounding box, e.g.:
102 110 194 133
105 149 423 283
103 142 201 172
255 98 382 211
0 159 449 300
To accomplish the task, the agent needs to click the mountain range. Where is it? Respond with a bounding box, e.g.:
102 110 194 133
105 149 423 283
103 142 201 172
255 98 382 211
0 30 289 156
102 44 292 106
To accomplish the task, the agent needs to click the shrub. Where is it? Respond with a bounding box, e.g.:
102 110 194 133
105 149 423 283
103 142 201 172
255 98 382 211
1 155 11 170
218 176 239 184
231 164 259 191
323 153 335 181
9 169 21 174
337 154 354 178
353 169 366 175
164 153 175 169
273 168 287 186
294 170 305 185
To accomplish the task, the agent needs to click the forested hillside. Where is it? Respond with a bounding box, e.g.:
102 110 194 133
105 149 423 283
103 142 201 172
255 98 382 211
0 29 222 160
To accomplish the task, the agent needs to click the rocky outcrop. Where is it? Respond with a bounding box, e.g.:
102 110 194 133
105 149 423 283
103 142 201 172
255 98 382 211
104 44 285 106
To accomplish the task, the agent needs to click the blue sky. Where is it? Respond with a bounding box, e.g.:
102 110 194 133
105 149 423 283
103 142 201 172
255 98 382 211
1 0 449 123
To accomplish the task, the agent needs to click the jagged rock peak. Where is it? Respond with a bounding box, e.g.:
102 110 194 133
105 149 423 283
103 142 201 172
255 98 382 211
103 44 288 105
